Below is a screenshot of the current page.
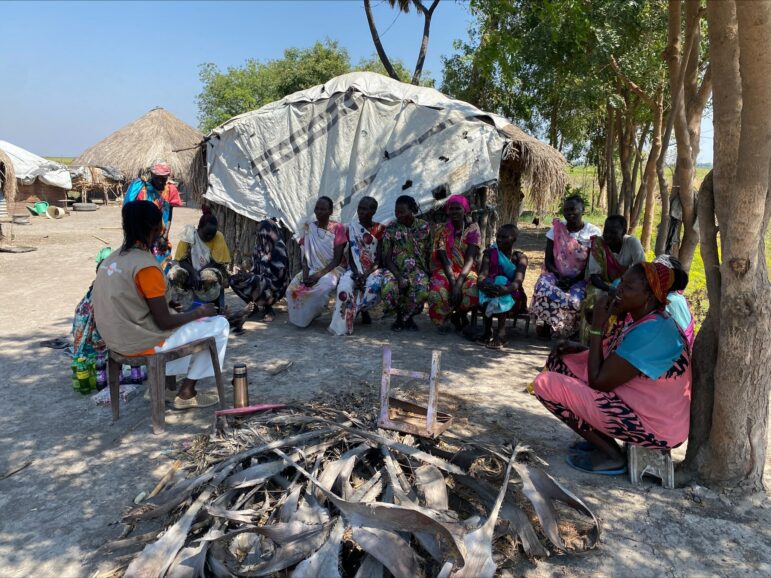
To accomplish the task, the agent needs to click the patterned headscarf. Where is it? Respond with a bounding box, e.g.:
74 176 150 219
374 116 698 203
445 194 471 251
150 162 172 176
641 262 675 304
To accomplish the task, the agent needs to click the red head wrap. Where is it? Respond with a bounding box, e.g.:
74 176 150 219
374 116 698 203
641 262 675 304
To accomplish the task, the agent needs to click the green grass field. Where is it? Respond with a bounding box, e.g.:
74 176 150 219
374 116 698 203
45 157 74 165
534 165 770 329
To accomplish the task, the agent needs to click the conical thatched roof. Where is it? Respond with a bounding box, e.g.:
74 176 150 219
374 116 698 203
72 107 205 198
0 148 17 204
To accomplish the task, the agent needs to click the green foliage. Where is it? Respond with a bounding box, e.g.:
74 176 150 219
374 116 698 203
197 41 435 133
441 0 668 161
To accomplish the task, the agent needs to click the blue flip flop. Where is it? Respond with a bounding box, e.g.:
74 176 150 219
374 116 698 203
566 452 627 476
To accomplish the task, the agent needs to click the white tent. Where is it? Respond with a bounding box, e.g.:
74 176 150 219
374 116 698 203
205 72 550 235
0 140 72 190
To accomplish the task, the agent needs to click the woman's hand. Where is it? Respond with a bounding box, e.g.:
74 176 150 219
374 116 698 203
451 280 463 306
304 272 321 287
553 339 588 357
196 303 217 318
592 293 614 329
169 300 183 313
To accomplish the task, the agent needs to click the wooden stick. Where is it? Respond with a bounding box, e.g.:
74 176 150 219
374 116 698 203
148 460 182 498
92 234 110 244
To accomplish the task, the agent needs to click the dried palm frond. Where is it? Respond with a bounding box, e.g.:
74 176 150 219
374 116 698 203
104 404 600 577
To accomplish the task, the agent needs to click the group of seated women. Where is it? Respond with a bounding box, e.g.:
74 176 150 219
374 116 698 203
241 193 530 348
92 195 694 480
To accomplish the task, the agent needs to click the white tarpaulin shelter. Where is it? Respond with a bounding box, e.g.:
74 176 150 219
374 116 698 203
0 140 72 190
204 72 564 235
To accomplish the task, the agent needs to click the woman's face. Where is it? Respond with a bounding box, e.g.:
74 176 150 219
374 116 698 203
314 199 332 222
198 223 217 243
447 201 465 223
357 200 376 224
150 175 168 191
149 221 164 244
496 228 517 251
395 203 414 226
603 222 625 249
615 268 650 313
562 199 584 225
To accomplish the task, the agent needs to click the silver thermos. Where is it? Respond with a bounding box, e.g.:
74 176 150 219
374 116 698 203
232 363 249 408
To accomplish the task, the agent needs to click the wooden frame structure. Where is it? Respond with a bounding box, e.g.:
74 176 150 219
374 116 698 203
378 346 452 438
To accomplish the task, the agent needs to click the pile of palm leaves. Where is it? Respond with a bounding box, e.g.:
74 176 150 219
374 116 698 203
104 404 600 577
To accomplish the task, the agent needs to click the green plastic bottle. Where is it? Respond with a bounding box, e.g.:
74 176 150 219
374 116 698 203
76 357 92 394
71 359 81 392
87 354 97 391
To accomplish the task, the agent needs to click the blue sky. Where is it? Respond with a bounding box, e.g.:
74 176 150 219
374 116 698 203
0 0 712 163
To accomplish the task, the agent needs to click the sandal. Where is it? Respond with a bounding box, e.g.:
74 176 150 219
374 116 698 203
486 337 506 350
172 391 220 410
566 452 627 476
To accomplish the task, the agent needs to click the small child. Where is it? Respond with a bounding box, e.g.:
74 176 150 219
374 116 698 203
476 224 528 348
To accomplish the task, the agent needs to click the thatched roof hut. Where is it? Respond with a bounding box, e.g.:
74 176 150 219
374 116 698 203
72 107 205 200
0 148 16 205
203 72 567 268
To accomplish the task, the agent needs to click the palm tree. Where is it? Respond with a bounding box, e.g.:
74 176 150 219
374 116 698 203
363 0 441 84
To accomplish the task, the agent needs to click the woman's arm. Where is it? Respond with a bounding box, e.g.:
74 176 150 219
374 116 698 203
308 243 345 283
146 298 215 331
503 252 528 295
438 249 455 282
586 295 638 391
589 274 612 292
544 239 559 276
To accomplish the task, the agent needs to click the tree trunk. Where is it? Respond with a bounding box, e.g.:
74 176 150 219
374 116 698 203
666 0 712 270
364 0 402 81
685 0 771 492
630 121 652 231
617 101 636 222
640 96 664 249
654 111 674 255
412 0 440 84
605 107 618 214
548 98 560 149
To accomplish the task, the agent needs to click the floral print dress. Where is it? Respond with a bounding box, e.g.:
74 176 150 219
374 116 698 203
427 222 481 326
380 218 432 318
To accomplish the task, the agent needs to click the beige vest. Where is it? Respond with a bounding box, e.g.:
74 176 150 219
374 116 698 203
93 248 172 354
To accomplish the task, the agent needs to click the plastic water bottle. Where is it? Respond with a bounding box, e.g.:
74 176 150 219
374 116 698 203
75 357 92 394
87 354 98 391
71 359 81 392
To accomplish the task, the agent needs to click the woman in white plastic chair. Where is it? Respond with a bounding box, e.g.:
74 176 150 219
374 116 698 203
93 201 229 410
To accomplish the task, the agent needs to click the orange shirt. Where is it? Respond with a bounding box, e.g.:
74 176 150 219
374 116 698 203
128 267 167 355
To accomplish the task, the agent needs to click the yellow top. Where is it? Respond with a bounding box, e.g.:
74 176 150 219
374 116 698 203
174 231 231 264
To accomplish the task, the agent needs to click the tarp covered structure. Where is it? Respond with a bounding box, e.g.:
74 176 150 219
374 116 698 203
0 140 72 190
204 72 566 236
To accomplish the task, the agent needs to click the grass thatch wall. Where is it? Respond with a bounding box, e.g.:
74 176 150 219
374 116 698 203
16 181 70 205
0 148 16 205
72 107 204 202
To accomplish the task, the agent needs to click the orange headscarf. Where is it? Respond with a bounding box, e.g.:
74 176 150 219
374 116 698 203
641 262 675 304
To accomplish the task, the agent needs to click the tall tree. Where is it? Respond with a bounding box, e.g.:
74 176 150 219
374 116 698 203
363 0 440 84
683 0 771 492
655 0 712 267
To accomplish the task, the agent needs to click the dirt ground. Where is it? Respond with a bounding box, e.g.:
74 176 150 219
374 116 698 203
0 206 769 578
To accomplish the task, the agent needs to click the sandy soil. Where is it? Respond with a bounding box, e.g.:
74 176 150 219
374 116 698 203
0 206 769 577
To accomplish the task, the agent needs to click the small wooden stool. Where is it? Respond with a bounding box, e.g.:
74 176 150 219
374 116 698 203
108 337 226 434
627 444 675 489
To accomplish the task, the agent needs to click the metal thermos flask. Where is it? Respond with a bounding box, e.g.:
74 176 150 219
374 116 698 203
232 364 249 408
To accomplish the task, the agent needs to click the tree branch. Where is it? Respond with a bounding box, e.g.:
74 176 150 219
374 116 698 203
411 0 440 84
364 0 402 81
609 55 657 109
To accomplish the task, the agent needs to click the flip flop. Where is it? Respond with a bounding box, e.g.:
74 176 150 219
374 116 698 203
40 337 70 349
172 391 220 410
566 452 627 476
